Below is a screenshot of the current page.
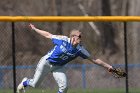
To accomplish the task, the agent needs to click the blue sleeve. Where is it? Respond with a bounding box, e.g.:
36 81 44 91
52 38 62 45
79 52 89 59
79 46 91 59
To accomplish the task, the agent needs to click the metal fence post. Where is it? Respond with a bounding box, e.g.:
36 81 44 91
12 22 16 93
82 64 86 89
124 22 129 93
0 70 3 88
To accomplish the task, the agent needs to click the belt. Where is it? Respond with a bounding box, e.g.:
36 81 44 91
48 61 64 66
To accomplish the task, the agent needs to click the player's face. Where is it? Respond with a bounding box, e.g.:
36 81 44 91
71 33 81 47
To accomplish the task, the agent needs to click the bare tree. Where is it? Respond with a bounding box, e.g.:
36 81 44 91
100 0 119 55
55 0 63 35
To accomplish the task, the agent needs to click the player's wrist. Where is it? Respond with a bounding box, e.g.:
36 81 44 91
32 27 36 31
107 66 113 72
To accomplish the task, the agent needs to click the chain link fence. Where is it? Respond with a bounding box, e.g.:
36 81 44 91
0 21 139 93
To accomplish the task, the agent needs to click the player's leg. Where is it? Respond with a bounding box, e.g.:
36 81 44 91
53 67 68 93
28 59 52 87
17 56 51 93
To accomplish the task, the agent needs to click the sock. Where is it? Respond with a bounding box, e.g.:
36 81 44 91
58 91 62 93
23 80 29 87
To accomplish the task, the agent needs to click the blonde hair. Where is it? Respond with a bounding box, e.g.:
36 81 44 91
69 29 81 37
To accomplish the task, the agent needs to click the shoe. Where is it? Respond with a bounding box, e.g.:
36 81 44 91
17 77 28 93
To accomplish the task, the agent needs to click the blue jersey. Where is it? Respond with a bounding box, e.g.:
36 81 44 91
46 35 91 66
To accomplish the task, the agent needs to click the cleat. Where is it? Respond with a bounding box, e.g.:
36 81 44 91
17 77 28 93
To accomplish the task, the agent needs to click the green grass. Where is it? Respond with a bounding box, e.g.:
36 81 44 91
0 88 140 93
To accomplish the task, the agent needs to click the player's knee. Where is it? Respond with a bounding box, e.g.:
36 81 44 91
64 87 68 93
63 86 68 92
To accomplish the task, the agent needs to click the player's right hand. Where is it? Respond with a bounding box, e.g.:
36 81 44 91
29 23 36 30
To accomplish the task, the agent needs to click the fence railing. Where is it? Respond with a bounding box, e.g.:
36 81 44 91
0 63 139 89
1 16 140 93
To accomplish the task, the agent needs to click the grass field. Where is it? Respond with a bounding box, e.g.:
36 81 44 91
0 88 140 93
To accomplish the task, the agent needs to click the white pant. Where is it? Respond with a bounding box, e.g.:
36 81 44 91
28 55 68 93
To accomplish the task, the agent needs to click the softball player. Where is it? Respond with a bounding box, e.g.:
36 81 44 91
17 24 113 93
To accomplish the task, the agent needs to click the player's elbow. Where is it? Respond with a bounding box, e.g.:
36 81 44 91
45 34 53 39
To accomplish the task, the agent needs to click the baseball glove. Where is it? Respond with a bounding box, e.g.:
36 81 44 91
111 67 127 78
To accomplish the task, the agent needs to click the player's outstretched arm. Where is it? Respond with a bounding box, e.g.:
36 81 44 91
87 57 127 78
29 23 53 39
88 57 113 71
